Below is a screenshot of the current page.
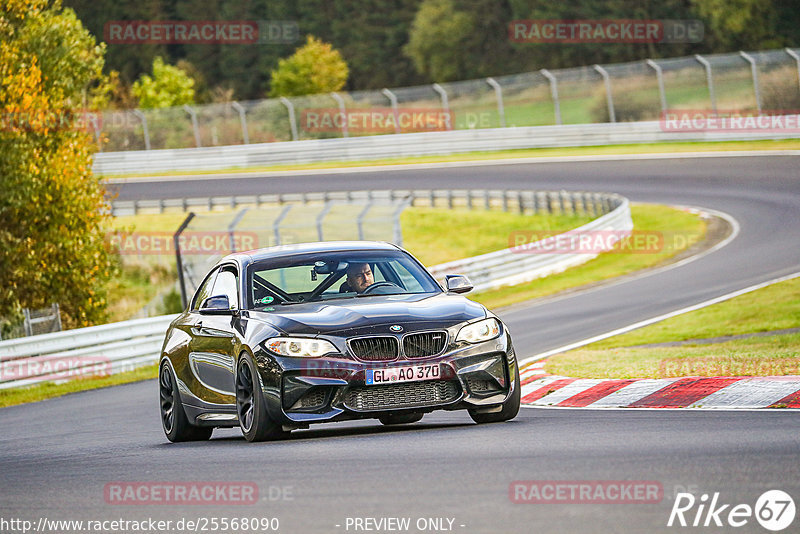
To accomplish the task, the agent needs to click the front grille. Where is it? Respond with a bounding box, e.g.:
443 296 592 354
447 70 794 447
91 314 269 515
403 331 447 358
290 388 327 410
345 380 460 411
349 336 398 361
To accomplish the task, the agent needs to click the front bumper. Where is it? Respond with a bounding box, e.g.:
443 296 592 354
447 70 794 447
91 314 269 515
252 331 517 426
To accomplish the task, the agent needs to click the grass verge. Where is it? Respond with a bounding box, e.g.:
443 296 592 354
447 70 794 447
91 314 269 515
0 364 157 409
471 204 707 310
545 277 800 378
103 139 800 179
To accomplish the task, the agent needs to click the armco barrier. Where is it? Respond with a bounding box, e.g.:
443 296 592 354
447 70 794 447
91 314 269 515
1 190 630 389
93 119 800 175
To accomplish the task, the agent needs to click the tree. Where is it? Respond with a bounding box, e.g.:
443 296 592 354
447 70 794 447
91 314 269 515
269 35 349 97
0 0 113 328
404 0 476 82
131 56 196 108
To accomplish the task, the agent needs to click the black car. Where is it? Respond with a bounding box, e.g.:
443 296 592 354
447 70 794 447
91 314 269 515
158 241 520 442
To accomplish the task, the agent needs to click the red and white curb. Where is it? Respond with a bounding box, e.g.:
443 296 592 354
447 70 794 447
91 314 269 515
519 367 800 409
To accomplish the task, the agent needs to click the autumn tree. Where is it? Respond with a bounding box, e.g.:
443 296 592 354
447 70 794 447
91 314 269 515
0 0 113 328
269 35 349 97
132 56 196 108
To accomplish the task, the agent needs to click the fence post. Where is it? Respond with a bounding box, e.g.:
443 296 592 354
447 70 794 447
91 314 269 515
381 88 401 134
273 204 292 246
486 77 506 127
786 49 800 94
23 308 32 337
279 97 299 141
174 212 196 309
132 109 151 150
330 92 348 138
316 202 333 241
357 202 373 240
432 83 451 129
231 101 249 144
739 51 762 114
646 59 668 114
593 65 616 123
695 55 717 114
540 69 561 125
183 105 201 148
227 208 249 253
53 303 62 332
392 197 411 246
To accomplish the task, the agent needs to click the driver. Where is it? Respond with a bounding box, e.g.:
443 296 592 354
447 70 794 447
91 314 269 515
345 262 374 293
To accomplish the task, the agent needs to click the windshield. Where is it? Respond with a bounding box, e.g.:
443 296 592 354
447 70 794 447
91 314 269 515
247 250 440 308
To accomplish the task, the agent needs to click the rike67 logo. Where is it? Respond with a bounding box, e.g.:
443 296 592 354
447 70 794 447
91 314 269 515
668 490 795 531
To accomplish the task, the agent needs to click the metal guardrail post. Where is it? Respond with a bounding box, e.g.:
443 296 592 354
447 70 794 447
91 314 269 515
786 49 800 93
356 202 373 240
486 77 506 127
739 51 762 114
227 208 249 253
432 83 451 129
316 202 333 240
183 105 202 148
231 101 249 144
330 92 348 138
132 109 151 150
174 212 196 309
381 88 401 134
540 69 561 125
593 65 616 123
273 204 292 246
279 97 299 141
392 197 411 246
646 59 668 113
695 55 717 115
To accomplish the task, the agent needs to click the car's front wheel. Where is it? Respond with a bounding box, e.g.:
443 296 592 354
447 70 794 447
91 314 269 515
468 364 521 424
236 353 288 442
159 361 213 442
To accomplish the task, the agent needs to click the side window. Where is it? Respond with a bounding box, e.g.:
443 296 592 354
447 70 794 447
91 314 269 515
191 268 219 311
212 267 239 309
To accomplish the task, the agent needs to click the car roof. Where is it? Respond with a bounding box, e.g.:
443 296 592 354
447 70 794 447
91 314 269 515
220 241 402 267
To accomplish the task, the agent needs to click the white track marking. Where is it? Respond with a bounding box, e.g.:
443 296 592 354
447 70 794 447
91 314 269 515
525 379 606 406
104 150 800 183
687 378 800 409
519 270 800 368
586 378 683 407
519 376 562 398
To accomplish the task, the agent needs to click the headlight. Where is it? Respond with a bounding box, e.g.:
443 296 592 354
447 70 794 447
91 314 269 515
264 337 337 357
456 318 501 344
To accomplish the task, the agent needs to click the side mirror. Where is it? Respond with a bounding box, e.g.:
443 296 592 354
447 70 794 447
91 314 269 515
445 274 473 294
199 295 234 315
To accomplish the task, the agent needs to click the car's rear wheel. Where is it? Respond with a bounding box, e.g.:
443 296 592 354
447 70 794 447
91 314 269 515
468 364 521 424
159 361 213 442
379 412 424 425
236 353 287 442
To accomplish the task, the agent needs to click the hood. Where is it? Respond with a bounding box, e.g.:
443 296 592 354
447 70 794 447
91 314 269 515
246 293 486 336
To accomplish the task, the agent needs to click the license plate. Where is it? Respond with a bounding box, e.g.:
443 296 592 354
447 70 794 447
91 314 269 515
365 364 440 385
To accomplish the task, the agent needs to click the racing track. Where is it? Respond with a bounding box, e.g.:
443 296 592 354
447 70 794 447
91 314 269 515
2 155 799 533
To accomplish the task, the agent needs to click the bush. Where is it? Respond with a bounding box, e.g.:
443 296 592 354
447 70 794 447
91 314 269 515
760 67 800 111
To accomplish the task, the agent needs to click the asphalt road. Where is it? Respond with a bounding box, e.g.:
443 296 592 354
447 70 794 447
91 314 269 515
2 155 799 533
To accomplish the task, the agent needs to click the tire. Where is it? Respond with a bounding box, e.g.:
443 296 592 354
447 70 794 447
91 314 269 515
468 364 521 424
379 412 424 425
159 361 213 442
235 352 288 442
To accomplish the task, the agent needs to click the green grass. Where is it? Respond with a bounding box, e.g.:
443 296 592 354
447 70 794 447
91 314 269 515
102 139 800 179
546 334 800 379
544 277 800 379
471 204 706 310
585 277 800 350
0 364 157 409
401 207 594 266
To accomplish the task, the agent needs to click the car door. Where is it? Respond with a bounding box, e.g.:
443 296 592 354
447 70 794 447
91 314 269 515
188 264 240 398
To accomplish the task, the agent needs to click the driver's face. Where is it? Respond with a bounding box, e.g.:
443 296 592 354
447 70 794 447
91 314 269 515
347 263 373 293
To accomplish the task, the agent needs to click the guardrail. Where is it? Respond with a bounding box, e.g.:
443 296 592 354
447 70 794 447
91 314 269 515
94 119 800 175
2 189 629 389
